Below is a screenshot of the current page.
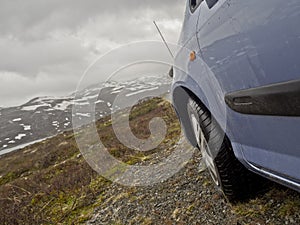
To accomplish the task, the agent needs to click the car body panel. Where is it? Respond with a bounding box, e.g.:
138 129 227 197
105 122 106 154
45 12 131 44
172 0 300 189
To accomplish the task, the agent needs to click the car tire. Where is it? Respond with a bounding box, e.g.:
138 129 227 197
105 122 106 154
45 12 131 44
187 97 268 202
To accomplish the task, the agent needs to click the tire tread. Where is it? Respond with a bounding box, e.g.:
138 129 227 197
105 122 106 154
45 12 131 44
188 98 268 202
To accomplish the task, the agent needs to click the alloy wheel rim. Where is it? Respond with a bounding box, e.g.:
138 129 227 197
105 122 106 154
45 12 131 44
191 113 219 186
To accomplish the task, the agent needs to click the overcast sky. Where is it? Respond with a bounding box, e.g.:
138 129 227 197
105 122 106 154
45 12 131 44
0 0 185 107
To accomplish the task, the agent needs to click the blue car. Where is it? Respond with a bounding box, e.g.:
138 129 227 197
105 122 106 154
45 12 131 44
172 0 300 201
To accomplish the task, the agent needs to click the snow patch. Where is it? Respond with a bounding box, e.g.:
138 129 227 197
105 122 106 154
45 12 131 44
95 100 104 104
12 118 22 122
23 125 31 131
15 134 26 140
126 87 159 97
22 103 51 111
81 94 99 100
112 86 125 91
31 96 72 104
76 113 91 117
53 101 72 111
45 108 55 112
111 90 122 94
74 102 90 106
52 121 59 127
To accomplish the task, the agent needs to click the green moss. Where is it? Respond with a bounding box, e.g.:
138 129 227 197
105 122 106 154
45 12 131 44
110 147 122 158
102 163 128 180
89 176 110 192
187 204 195 212
233 202 264 218
278 199 300 217
0 172 19 185
129 98 162 121
104 120 112 127
65 133 75 140
126 154 152 165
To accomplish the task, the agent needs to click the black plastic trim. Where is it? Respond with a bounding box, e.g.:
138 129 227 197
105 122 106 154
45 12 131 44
225 79 300 116
169 66 174 78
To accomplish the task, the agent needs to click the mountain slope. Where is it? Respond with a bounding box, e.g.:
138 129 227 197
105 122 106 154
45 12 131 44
0 97 180 224
0 76 171 154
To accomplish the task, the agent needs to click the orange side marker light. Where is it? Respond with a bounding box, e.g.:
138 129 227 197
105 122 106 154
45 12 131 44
190 51 196 61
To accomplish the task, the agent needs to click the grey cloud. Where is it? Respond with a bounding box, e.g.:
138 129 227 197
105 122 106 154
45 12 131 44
0 0 185 107
0 0 184 76
0 0 183 40
0 37 89 76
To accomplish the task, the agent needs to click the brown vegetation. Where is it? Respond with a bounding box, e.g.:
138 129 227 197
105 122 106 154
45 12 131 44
0 98 180 224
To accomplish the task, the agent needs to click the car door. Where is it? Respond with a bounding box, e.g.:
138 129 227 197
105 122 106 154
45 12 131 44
224 0 300 184
197 0 300 184
195 0 250 135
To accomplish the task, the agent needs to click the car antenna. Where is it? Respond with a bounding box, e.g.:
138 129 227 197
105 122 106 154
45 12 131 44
153 21 174 59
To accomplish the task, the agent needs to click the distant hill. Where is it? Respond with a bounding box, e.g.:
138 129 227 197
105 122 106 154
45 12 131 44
0 76 171 155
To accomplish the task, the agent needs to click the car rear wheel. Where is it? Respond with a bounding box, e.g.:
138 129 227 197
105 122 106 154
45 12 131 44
187 97 268 202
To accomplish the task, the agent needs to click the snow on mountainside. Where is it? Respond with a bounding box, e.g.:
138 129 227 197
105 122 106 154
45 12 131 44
0 76 171 155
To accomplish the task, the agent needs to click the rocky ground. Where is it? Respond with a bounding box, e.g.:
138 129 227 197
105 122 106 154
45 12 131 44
88 150 236 225
88 147 300 225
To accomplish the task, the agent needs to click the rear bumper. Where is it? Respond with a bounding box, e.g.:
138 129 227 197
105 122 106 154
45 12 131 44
225 79 300 116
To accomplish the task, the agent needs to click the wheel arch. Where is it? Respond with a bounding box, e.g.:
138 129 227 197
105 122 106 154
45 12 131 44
172 83 209 147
